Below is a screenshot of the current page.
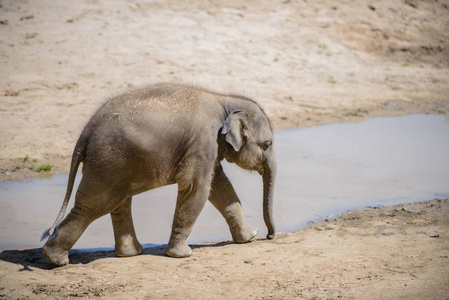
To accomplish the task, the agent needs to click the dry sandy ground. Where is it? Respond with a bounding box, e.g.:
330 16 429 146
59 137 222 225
0 0 449 299
0 199 448 299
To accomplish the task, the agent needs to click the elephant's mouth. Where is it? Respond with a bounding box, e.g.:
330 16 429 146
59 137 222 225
225 156 235 164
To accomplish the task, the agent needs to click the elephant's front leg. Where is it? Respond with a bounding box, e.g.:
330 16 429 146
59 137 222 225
209 163 258 243
110 197 143 257
166 170 213 258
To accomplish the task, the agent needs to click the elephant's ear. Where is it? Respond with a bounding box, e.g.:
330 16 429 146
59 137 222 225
221 110 249 152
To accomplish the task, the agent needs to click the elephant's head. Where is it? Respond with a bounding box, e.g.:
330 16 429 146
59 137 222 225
219 108 276 239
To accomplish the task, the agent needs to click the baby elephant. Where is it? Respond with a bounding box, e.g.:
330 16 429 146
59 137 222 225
41 83 276 266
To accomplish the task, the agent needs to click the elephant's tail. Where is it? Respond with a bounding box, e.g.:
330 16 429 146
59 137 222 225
40 137 86 242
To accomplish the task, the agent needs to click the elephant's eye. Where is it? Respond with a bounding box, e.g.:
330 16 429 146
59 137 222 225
261 140 272 151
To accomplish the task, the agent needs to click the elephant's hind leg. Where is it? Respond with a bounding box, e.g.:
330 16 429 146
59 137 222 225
110 197 143 257
209 163 258 243
42 177 129 266
42 189 104 266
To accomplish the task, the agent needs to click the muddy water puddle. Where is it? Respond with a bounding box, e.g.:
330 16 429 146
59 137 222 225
1 114 448 250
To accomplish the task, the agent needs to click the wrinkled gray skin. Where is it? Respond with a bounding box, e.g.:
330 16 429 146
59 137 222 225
41 83 276 266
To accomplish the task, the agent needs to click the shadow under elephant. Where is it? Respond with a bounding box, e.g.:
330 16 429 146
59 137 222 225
0 240 236 271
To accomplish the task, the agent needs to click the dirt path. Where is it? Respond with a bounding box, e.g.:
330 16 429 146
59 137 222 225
0 0 448 299
1 199 448 299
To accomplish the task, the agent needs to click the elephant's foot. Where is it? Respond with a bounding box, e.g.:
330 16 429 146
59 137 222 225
231 223 258 243
165 242 192 258
41 244 69 266
115 236 143 257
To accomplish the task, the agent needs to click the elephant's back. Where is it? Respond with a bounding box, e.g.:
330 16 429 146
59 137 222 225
102 83 219 116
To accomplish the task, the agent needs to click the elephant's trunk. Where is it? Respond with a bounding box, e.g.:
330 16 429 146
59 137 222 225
262 154 276 240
